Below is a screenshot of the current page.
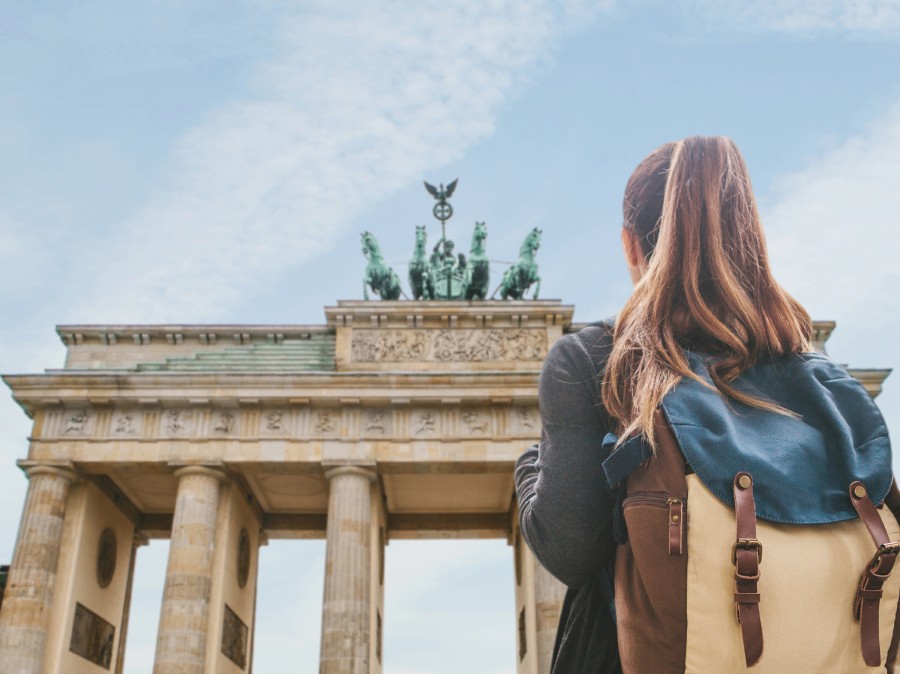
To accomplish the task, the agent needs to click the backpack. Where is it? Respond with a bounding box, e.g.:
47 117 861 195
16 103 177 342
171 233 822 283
601 350 900 673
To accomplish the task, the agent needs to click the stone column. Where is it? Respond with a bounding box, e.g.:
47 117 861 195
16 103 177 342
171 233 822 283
154 465 227 674
532 562 566 674
320 466 377 674
248 531 267 674
116 533 149 674
0 462 78 674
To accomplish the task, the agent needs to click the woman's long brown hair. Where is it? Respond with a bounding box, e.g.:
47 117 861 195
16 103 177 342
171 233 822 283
602 136 813 449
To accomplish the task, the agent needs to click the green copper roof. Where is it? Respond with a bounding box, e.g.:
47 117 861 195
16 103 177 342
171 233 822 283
136 335 336 373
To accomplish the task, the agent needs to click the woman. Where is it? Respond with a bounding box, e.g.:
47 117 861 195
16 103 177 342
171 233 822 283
515 136 897 672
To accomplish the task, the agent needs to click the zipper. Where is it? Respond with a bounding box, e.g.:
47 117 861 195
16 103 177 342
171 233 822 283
621 492 685 555
622 491 684 508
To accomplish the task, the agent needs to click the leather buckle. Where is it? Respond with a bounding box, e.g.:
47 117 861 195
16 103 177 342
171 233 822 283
867 541 900 570
732 538 763 565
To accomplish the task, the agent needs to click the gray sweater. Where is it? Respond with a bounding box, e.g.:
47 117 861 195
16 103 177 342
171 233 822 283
515 322 621 673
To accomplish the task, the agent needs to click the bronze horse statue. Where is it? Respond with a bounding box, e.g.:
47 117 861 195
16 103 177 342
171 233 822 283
496 227 541 300
409 225 435 300
464 221 490 300
362 231 402 300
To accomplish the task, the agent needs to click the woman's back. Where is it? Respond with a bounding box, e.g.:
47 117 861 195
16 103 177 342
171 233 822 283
515 136 899 673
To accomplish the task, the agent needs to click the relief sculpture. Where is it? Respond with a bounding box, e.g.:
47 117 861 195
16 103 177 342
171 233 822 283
70 603 115 669
351 329 546 363
265 410 284 432
365 410 385 434
166 411 186 435
316 411 336 433
516 407 536 430
214 411 235 434
221 604 249 669
64 411 91 435
462 411 489 433
113 414 136 435
414 412 436 435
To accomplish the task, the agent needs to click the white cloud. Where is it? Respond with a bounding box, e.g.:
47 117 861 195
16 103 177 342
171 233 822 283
686 0 900 34
68 0 613 323
763 97 900 470
764 99 900 334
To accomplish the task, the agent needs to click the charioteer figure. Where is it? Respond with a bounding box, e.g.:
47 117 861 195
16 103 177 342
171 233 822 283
430 237 467 299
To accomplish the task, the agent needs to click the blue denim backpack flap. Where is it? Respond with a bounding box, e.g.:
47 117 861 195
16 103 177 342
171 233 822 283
661 350 892 524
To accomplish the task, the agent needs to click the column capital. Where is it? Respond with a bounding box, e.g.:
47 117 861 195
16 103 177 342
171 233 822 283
16 460 79 483
170 463 229 483
323 465 377 483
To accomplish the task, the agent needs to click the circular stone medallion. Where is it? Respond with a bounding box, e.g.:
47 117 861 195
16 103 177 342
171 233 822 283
97 528 117 588
237 528 250 588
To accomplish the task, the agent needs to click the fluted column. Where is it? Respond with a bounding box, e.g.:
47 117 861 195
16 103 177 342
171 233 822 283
532 562 566 674
0 462 78 674
154 465 227 674
320 466 377 674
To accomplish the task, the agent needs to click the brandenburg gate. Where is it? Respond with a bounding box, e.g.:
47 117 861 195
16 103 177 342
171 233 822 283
0 299 587 673
0 206 888 673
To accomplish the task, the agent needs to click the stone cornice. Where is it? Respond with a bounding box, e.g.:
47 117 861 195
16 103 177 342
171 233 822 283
56 324 332 346
2 370 541 417
324 299 573 330
846 368 892 398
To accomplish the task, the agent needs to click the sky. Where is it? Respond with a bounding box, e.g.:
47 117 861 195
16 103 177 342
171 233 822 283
2 0 900 672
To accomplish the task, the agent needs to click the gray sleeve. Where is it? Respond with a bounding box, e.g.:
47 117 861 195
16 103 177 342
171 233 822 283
515 328 616 588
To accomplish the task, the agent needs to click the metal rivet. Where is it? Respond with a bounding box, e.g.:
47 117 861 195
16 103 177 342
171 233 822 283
854 485 867 499
672 515 680 522
738 475 752 489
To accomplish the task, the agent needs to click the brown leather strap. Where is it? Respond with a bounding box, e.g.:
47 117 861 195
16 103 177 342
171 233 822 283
668 497 684 555
733 472 763 667
850 481 900 667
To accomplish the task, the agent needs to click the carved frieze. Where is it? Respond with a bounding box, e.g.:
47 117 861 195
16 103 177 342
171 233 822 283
350 329 547 362
41 403 541 440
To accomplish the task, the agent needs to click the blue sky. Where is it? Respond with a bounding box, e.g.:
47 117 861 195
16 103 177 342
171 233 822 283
2 1 900 672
